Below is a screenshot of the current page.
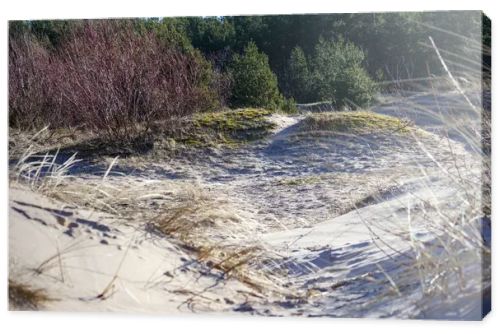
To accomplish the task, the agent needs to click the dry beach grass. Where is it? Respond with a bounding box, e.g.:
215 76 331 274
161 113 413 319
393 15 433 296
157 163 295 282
7 18 490 317
8 85 489 316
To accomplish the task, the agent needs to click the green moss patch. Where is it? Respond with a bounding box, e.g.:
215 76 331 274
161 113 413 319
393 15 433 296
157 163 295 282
180 108 276 147
299 111 412 135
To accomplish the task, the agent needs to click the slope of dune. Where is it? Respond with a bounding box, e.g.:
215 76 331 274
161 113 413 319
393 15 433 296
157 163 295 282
8 91 488 318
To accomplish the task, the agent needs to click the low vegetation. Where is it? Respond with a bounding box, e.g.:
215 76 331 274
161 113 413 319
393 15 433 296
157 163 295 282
8 108 277 161
7 13 490 318
298 111 413 135
192 109 275 142
9 280 52 310
155 108 277 149
9 19 300 141
151 191 287 297
9 13 483 140
9 21 220 140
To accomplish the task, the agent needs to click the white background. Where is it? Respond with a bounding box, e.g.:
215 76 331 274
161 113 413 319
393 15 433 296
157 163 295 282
0 0 498 333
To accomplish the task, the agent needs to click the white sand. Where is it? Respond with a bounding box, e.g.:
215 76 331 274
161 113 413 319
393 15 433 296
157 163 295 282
9 91 487 318
9 186 257 313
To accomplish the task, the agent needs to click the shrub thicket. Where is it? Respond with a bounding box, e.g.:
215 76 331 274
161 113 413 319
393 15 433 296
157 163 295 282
9 20 222 140
9 18 388 137
9 34 55 130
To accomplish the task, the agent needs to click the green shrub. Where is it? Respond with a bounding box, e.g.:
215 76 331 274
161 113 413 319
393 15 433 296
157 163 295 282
284 38 377 108
286 46 314 102
312 38 377 108
327 66 378 109
151 17 194 52
27 20 78 49
229 42 283 109
280 97 298 114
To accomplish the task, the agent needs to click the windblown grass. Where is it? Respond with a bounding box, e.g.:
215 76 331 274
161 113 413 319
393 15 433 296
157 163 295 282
9 280 52 310
152 189 299 299
9 128 80 195
351 30 490 317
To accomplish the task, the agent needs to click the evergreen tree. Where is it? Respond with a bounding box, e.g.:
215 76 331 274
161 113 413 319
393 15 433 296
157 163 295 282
312 38 376 108
287 46 313 102
229 42 283 109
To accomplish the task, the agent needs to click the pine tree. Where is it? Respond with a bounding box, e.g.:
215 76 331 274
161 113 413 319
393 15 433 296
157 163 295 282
287 46 313 102
229 41 282 108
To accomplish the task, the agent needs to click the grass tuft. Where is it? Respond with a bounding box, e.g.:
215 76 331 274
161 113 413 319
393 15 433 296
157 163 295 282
10 129 80 196
299 111 413 135
9 280 52 310
151 192 295 298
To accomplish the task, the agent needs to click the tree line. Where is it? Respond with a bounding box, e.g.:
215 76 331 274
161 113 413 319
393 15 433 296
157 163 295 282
9 12 485 138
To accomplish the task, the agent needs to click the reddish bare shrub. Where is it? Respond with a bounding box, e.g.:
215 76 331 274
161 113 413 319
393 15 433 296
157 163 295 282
9 20 222 141
51 21 220 140
9 35 56 129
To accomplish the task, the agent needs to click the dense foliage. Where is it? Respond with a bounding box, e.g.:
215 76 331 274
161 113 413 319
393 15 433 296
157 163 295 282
311 39 377 108
285 40 377 108
229 42 283 109
286 46 312 102
9 21 221 139
9 12 483 134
